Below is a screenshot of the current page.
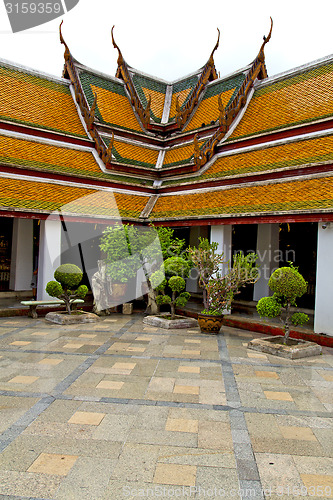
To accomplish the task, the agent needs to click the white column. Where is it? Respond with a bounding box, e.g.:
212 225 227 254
186 226 209 293
9 218 34 291
37 219 61 300
314 222 333 336
253 223 280 301
210 225 232 314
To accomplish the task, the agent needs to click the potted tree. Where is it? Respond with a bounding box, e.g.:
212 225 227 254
45 263 98 324
188 238 259 334
143 256 197 329
248 264 322 358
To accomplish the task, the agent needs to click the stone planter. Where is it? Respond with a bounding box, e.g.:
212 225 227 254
143 314 198 329
247 335 322 359
197 313 224 334
45 310 100 325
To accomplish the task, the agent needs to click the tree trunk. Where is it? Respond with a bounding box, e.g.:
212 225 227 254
284 302 291 343
170 290 176 320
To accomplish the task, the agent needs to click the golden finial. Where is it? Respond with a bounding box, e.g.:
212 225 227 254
111 25 124 67
194 134 201 160
59 21 70 61
87 93 97 128
208 28 220 65
258 17 273 61
106 132 114 163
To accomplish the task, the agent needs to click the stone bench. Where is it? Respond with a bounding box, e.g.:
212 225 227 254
21 299 85 319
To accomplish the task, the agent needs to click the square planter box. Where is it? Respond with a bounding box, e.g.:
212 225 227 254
45 311 100 325
247 336 322 359
143 314 198 329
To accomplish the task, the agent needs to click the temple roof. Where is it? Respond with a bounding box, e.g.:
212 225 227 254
0 22 332 225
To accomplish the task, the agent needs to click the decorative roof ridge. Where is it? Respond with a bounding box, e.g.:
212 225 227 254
174 29 220 129
111 26 151 130
102 133 162 151
0 127 94 152
254 53 333 89
60 22 114 168
0 57 69 85
206 64 252 86
193 18 273 168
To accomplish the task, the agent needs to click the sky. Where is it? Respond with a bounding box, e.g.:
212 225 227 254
0 0 332 82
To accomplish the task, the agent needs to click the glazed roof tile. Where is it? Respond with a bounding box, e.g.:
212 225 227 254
229 61 333 140
0 134 153 186
79 71 144 133
150 175 333 220
104 137 159 168
184 73 245 132
163 139 205 168
131 73 167 123
0 64 87 138
0 175 148 219
200 133 333 180
168 74 200 122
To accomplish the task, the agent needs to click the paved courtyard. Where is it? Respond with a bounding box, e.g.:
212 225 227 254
0 313 332 499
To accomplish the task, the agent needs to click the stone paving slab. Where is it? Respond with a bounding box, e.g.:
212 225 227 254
0 314 332 499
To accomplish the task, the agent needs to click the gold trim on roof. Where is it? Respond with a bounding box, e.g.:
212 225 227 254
194 18 273 168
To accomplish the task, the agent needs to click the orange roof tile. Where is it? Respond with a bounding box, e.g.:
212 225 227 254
0 66 87 137
0 176 147 218
202 134 333 179
230 62 333 139
112 139 159 168
150 175 333 219
184 88 235 132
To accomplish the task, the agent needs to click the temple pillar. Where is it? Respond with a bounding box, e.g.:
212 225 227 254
9 218 33 291
210 225 232 314
314 223 333 336
37 219 61 300
253 223 280 301
186 226 209 293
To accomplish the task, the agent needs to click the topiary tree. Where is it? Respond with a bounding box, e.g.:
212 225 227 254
150 256 191 320
256 263 309 343
46 263 88 315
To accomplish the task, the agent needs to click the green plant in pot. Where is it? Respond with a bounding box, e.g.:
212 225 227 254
188 238 259 333
256 263 309 344
150 256 191 320
46 263 88 315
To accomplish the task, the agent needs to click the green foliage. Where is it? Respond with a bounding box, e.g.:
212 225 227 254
150 270 166 291
168 276 186 293
257 296 281 319
175 292 191 308
257 263 309 342
291 312 309 326
156 294 171 305
46 263 86 314
269 265 307 305
45 280 63 298
164 257 191 278
154 226 186 259
54 263 83 289
76 285 88 299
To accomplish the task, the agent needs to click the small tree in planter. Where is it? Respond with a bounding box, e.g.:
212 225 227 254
256 264 309 343
150 256 191 320
46 263 88 315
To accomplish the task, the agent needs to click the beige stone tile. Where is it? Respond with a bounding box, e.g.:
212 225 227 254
153 463 196 486
108 342 131 351
247 352 268 359
143 327 158 332
112 362 136 370
264 391 294 401
148 377 175 393
79 334 96 338
8 376 39 384
178 366 200 374
198 421 232 450
96 381 124 390
68 411 106 426
38 358 63 365
31 332 48 336
126 346 146 352
10 341 31 346
63 343 84 349
184 339 201 344
279 426 317 441
181 349 201 356
300 473 333 493
135 335 153 341
165 418 199 433
321 373 333 382
255 371 280 379
27 453 78 476
173 385 200 395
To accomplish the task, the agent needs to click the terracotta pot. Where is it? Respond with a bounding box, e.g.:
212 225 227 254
197 313 224 334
